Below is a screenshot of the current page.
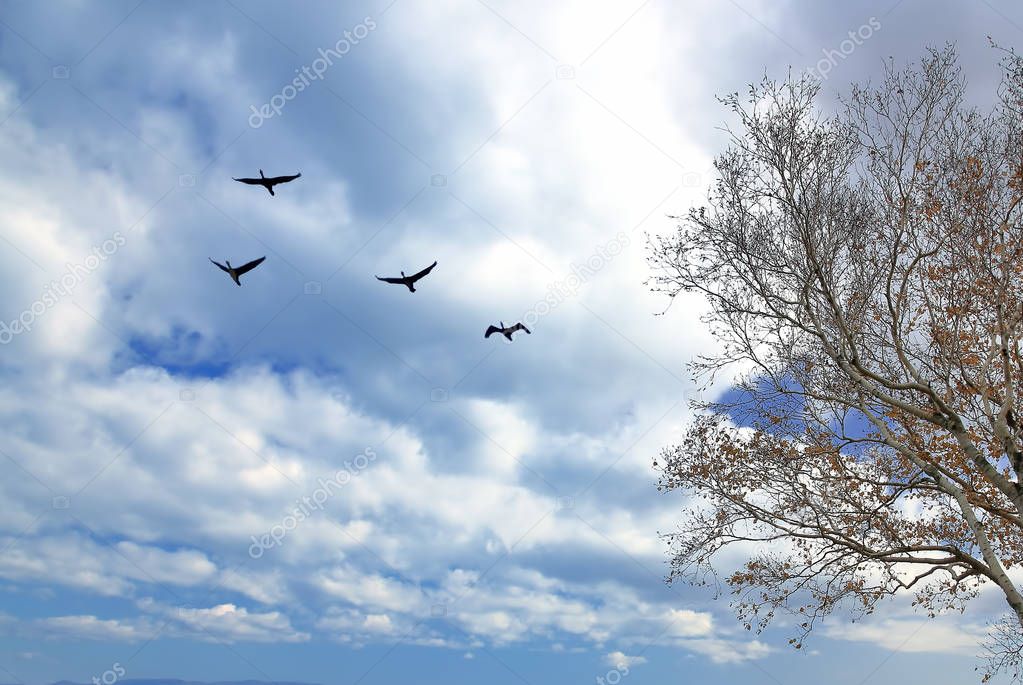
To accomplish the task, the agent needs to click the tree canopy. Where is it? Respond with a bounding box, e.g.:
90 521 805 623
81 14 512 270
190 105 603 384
650 45 1023 680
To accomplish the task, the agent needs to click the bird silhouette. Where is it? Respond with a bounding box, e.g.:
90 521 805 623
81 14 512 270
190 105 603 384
209 256 266 286
232 169 301 196
375 260 438 292
485 321 531 341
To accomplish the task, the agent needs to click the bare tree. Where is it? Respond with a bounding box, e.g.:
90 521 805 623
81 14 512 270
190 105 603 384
649 46 1023 681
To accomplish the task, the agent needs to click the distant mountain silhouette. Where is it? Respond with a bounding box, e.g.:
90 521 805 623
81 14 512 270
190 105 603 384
52 680 322 685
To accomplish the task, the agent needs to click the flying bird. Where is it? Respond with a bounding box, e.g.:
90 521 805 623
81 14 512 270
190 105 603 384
232 169 301 196
209 256 266 286
375 260 438 293
485 321 531 341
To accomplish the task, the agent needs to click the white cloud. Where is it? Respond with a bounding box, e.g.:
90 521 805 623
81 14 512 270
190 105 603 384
662 608 714 638
31 600 309 645
316 567 427 614
604 650 647 669
684 638 773 664
141 600 310 643
36 615 153 642
824 616 987 655
362 613 394 633
3 1 1005 677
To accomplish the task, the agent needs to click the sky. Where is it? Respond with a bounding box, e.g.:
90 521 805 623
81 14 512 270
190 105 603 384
0 1 1020 684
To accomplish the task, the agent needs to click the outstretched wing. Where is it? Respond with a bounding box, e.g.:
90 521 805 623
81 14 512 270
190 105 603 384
235 256 266 275
209 258 230 273
266 172 301 185
233 177 262 185
511 323 531 335
409 260 438 282
376 275 404 284
484 325 500 338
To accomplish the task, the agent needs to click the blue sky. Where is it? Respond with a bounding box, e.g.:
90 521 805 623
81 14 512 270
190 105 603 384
0 1 1020 684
